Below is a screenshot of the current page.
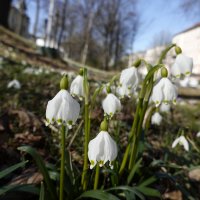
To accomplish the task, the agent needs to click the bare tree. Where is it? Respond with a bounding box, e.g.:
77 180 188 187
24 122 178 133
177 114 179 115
150 31 172 48
0 0 12 28
32 0 39 38
57 0 68 49
46 0 55 47
94 0 138 69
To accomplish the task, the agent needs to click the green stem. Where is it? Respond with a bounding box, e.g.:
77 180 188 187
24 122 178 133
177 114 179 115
119 98 143 176
94 165 100 189
157 43 176 64
81 103 90 190
59 125 66 200
128 100 149 169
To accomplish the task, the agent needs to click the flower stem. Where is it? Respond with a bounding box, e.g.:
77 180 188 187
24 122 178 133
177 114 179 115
81 68 90 190
157 43 176 64
82 103 90 190
119 98 143 176
59 125 66 200
94 165 100 189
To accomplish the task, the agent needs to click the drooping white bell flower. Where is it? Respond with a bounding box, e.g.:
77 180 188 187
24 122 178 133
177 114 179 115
120 67 139 90
171 54 193 78
196 131 200 137
70 75 84 100
88 131 118 169
7 79 21 89
46 89 80 129
160 103 170 112
151 112 162 125
102 93 121 117
151 78 177 107
116 85 135 98
172 135 189 151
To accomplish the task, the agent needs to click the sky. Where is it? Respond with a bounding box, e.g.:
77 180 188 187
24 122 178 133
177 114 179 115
14 0 200 53
133 0 200 52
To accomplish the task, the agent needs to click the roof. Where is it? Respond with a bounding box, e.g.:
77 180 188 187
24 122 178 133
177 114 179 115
174 22 200 36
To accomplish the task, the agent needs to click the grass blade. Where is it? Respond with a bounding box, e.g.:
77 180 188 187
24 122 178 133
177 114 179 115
127 158 142 184
0 184 39 196
76 190 120 200
0 160 28 179
18 146 57 200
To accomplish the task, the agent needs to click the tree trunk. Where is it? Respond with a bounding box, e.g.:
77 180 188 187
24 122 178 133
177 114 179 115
33 0 40 38
0 0 12 28
46 0 55 47
57 0 68 49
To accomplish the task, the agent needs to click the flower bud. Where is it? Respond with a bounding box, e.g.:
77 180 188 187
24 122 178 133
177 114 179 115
175 46 182 55
100 119 108 131
132 59 141 68
79 68 84 76
161 67 168 77
60 74 68 90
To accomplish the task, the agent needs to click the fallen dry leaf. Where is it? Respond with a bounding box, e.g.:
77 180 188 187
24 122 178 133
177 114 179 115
188 168 200 181
163 190 182 200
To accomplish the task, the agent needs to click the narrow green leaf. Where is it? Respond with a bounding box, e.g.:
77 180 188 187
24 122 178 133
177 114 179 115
136 186 161 198
139 176 157 187
107 186 145 200
39 182 45 200
76 190 120 200
106 186 145 200
65 150 75 184
127 158 142 184
0 184 39 196
0 160 28 179
18 146 57 200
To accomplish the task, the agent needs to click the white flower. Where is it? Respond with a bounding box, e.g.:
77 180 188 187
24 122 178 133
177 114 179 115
88 131 118 169
151 112 162 125
7 79 21 89
151 78 177 107
46 89 80 129
116 85 134 98
70 75 84 100
102 93 121 117
172 135 189 151
196 131 200 137
160 103 170 112
171 54 193 78
120 67 139 89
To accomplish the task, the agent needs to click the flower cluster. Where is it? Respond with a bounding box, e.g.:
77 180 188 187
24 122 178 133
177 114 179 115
45 45 194 175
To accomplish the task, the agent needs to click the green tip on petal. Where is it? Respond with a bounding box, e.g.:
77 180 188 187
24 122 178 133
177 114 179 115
99 160 104 167
185 71 191 76
91 160 95 166
57 119 62 124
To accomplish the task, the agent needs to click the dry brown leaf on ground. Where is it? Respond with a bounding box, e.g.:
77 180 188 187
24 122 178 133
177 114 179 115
188 168 200 181
14 132 42 144
163 190 182 200
11 110 31 127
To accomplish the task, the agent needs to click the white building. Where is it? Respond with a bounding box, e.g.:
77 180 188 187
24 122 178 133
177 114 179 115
131 23 200 77
172 23 200 75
